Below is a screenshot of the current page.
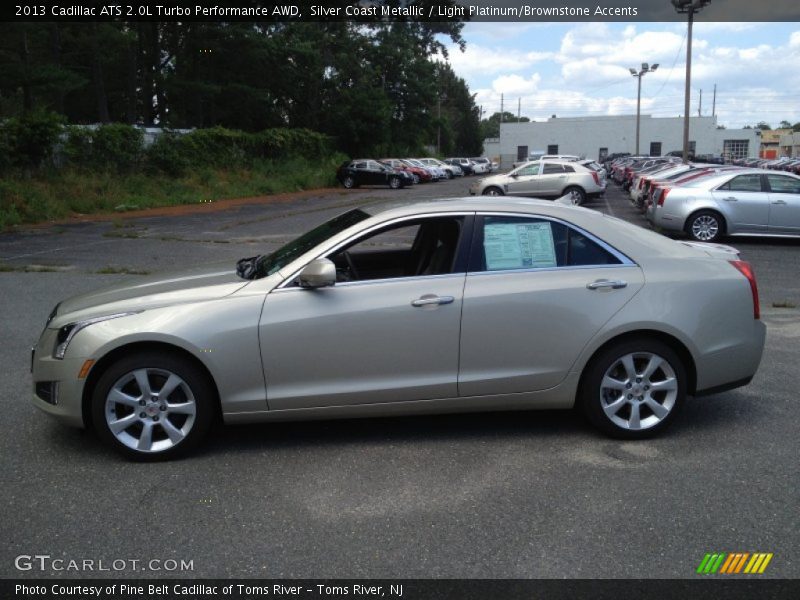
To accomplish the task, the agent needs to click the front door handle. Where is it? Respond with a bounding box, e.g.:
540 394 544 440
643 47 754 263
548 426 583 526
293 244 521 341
411 295 455 307
722 197 738 202
772 199 787 205
586 280 627 290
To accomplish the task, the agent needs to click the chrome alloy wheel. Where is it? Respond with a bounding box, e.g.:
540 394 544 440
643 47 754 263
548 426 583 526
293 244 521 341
691 215 719 241
599 352 678 431
104 368 197 453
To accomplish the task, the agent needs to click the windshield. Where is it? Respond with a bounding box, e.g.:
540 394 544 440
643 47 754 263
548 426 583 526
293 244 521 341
249 208 371 278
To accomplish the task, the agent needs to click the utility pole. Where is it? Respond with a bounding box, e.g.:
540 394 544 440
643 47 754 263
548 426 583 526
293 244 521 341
517 97 521 120
712 84 716 117
630 63 658 156
673 0 711 164
500 94 504 124
436 94 441 155
699 89 702 116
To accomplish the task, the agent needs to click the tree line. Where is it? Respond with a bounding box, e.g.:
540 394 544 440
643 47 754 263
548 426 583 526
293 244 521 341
0 18 483 158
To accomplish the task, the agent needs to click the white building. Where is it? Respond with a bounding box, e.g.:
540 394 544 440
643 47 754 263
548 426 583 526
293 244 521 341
485 115 759 169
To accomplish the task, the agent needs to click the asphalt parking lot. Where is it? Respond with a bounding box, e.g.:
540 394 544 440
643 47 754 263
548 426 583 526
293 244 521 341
1 177 798 579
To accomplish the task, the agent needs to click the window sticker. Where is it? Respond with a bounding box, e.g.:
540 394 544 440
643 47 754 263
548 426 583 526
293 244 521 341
484 221 557 271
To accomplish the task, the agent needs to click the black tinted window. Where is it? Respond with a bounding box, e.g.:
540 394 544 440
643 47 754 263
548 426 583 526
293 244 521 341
542 164 564 175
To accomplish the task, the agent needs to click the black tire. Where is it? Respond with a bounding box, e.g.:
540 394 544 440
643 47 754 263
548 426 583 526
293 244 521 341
563 186 586 206
579 338 686 439
482 186 504 197
91 351 215 461
389 176 402 189
446 170 454 180
685 210 725 243
342 175 356 189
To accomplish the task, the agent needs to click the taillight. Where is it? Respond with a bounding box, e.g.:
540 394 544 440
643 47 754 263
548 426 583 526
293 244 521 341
658 188 670 206
638 178 645 189
729 260 760 319
591 171 600 185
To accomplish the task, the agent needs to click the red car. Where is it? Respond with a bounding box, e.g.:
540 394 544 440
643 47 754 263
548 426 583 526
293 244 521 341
380 159 431 184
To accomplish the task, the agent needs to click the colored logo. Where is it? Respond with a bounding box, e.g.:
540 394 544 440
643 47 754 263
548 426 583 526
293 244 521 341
696 552 773 574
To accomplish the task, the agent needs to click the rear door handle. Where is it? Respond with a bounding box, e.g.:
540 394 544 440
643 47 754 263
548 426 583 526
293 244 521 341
772 199 787 205
411 295 454 307
587 280 627 290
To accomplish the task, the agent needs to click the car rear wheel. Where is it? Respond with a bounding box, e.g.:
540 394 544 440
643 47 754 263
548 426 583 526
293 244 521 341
580 339 686 439
342 176 356 189
482 186 504 197
91 352 215 460
563 186 586 206
389 176 402 189
686 210 724 242
445 170 454 180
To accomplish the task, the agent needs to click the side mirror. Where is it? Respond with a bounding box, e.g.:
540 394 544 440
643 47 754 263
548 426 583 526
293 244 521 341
297 258 336 288
510 173 519 178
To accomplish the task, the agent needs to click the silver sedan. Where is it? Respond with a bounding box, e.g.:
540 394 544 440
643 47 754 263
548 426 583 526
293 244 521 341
650 168 800 242
31 199 766 459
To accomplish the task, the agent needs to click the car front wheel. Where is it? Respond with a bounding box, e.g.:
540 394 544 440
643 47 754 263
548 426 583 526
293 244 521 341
342 176 356 189
91 352 215 460
482 186 504 196
580 339 686 439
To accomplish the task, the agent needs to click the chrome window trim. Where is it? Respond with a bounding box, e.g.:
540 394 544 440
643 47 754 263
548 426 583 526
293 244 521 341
276 211 475 290
467 264 637 278
272 272 465 294
474 211 637 267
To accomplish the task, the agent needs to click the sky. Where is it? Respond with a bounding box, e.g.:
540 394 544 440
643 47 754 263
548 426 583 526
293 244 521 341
436 21 800 130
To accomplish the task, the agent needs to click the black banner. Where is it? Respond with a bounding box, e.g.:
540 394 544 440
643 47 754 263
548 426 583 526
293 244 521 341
3 579 800 600
4 0 800 23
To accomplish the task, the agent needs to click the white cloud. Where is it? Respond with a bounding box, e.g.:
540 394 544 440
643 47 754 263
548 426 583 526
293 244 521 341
436 44 553 78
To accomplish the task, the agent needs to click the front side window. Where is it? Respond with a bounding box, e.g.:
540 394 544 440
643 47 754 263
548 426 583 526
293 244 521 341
328 217 465 283
515 163 541 177
470 216 623 273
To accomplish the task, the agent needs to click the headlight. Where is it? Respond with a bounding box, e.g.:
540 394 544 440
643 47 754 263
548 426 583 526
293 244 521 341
52 312 140 359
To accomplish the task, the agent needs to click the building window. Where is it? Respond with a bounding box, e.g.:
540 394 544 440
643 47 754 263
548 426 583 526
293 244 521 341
723 140 750 161
599 148 608 162
689 141 697 155
517 146 528 161
547 144 559 155
649 142 662 156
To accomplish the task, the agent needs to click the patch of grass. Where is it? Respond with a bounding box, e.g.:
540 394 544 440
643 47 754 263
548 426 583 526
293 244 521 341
96 266 151 275
1 155 345 228
103 230 143 239
772 300 797 309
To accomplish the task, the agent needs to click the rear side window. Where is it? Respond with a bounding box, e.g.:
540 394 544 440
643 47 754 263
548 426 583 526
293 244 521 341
470 216 623 272
542 163 564 175
766 175 800 194
563 165 576 173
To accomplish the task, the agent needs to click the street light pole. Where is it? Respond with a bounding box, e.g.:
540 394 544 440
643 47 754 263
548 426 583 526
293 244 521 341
673 0 711 163
630 63 658 156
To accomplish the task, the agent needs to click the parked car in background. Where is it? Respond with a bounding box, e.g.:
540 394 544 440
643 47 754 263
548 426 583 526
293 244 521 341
417 158 461 178
405 158 444 181
31 198 765 458
445 158 475 175
380 158 430 184
512 154 581 170
337 159 413 189
470 159 605 205
470 157 495 173
649 169 800 242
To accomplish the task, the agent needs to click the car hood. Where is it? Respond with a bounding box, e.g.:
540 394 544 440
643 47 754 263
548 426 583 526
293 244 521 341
52 263 250 326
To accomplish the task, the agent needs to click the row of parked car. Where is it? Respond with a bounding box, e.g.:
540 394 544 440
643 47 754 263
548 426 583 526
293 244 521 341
607 155 800 242
336 157 497 189
733 156 800 174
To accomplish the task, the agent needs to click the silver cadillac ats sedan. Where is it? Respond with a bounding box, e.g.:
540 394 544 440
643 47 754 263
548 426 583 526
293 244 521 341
31 199 766 459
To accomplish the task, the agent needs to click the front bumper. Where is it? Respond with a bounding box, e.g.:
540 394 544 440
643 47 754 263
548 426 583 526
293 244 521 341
31 329 89 428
